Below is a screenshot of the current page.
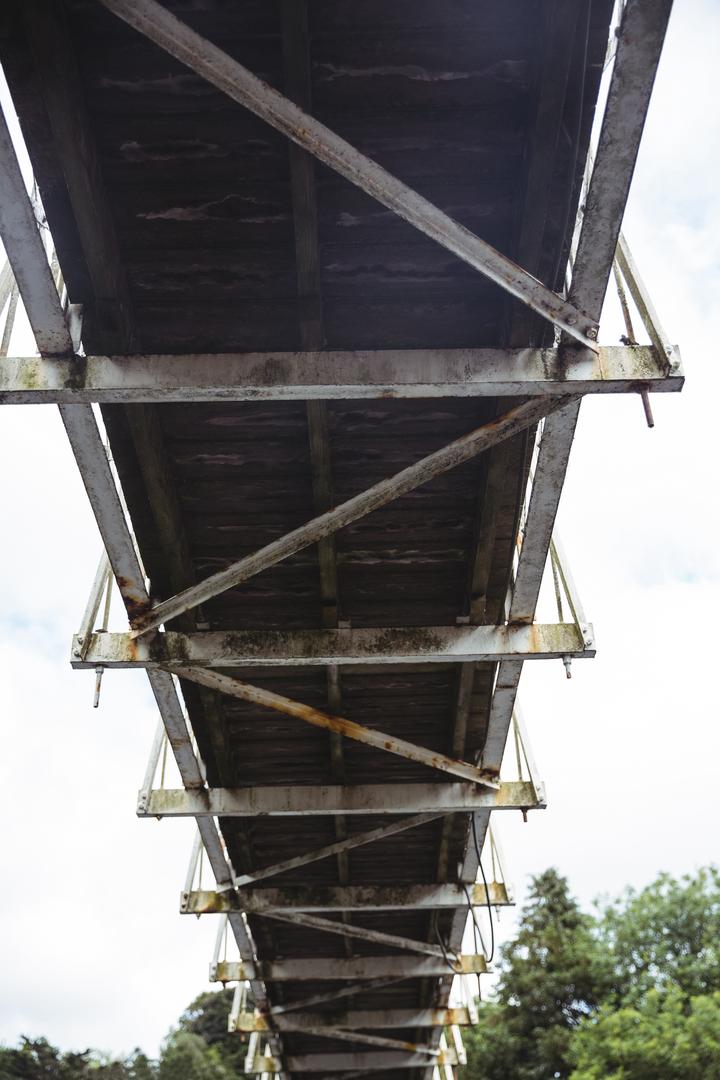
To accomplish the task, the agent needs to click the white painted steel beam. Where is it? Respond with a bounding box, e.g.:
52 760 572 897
0 109 73 356
211 955 486 981
246 1049 458 1073
231 1008 473 1033
74 622 594 669
234 813 444 886
127 396 566 636
141 780 543 818
0 344 683 403
615 233 676 369
184 881 512 914
98 0 597 348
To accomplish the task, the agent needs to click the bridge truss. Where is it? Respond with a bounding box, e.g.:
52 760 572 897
0 1 678 1077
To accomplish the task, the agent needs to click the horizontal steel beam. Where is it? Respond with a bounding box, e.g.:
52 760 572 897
99 0 596 348
140 780 543 818
247 1049 457 1073
184 881 512 914
232 1007 472 1032
74 622 594 669
212 955 486 982
0 345 683 403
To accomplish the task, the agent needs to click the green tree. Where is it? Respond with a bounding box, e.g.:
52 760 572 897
600 867 720 1006
465 869 609 1080
0 1039 140 1080
174 990 246 1073
569 988 720 1080
157 1032 229 1080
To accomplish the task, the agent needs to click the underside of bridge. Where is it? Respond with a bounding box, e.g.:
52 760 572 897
0 1 678 1077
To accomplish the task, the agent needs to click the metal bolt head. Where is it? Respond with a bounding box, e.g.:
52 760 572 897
586 326 598 341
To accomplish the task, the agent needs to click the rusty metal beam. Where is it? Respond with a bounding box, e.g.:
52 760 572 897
74 622 593 669
211 954 486 981
98 0 598 348
141 780 542 819
165 667 500 785
185 881 512 914
0 107 73 356
126 396 566 636
231 1007 473 1032
245 1049 458 1073
0 345 684 404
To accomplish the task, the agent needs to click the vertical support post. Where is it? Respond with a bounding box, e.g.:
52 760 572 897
77 552 111 660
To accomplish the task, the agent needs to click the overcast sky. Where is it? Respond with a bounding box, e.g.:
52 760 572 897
1 0 718 1059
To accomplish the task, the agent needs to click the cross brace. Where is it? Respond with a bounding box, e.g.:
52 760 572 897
0 344 682 403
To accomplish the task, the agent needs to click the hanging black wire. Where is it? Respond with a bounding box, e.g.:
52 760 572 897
434 916 462 977
472 813 495 963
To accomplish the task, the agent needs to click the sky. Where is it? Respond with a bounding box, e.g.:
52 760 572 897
0 0 718 1060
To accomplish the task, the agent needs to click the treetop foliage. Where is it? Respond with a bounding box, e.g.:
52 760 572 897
464 864 720 1080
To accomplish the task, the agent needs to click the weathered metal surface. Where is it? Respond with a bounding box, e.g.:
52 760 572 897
142 781 543 818
231 1007 472 1032
128 395 565 635
75 621 594 668
0 345 684 405
0 107 73 356
615 233 677 371
162 666 493 785
185 881 512 914
211 954 486 981
570 0 674 322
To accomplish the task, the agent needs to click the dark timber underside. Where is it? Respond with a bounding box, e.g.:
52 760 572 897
1 0 613 1074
